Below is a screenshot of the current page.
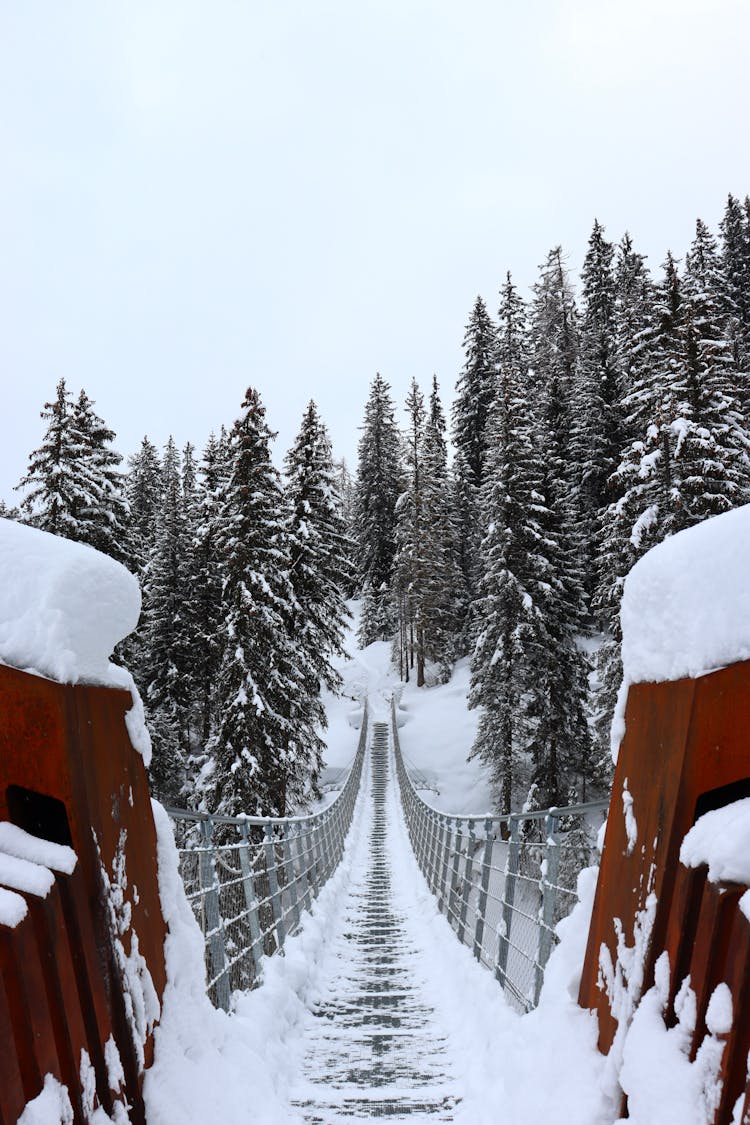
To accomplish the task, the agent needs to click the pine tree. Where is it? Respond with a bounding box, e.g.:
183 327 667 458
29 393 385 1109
71 390 129 563
332 458 358 597
354 374 402 645
17 381 128 562
529 247 584 630
592 254 688 769
528 254 592 804
208 388 323 818
125 437 163 576
451 296 499 636
284 401 352 696
681 217 749 519
189 433 227 751
141 438 192 803
419 376 461 679
181 442 198 515
17 380 93 539
593 232 750 771
720 193 750 401
572 221 620 598
529 248 579 514
333 458 356 525
469 274 545 812
449 449 479 644
453 296 499 489
392 379 428 684
612 235 655 455
470 272 592 810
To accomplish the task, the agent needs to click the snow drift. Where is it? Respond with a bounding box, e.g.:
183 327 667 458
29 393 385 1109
620 503 750 686
612 503 750 759
0 518 151 763
0 518 141 686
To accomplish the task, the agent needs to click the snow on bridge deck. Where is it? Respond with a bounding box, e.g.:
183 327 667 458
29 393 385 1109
291 721 461 1120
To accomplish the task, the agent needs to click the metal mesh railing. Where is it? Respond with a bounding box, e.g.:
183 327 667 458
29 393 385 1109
165 703 368 1010
391 698 607 1013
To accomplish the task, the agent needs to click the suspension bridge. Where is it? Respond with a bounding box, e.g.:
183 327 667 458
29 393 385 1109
3 499 750 1123
166 698 606 1121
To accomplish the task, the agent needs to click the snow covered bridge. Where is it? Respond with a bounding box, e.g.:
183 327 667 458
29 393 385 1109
167 700 605 1021
165 703 605 1120
3 511 750 1124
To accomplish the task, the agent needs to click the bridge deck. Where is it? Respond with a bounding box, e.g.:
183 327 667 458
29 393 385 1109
291 721 461 1121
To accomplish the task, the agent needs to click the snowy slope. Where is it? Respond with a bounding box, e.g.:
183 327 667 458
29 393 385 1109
321 602 492 814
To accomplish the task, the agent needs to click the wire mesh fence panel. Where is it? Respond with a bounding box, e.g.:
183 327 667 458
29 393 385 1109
165 702 369 1010
391 697 607 1014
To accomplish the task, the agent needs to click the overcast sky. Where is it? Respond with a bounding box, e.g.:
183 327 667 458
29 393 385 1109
2 0 749 503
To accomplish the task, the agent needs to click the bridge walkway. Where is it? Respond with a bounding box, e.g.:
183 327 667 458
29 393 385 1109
291 720 461 1121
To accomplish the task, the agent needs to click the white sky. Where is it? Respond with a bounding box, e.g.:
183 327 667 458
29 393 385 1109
2 0 749 502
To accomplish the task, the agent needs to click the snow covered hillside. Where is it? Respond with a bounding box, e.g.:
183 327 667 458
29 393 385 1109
320 602 491 814
137 606 609 1125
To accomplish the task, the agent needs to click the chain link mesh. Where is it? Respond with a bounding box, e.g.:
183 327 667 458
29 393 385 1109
391 698 607 1013
165 704 368 1010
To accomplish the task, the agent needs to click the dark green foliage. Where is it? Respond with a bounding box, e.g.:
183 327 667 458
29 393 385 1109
125 437 162 576
354 374 402 645
470 274 592 812
189 433 227 747
451 297 499 632
17 380 128 562
207 388 323 818
720 193 750 400
285 400 353 695
142 439 192 803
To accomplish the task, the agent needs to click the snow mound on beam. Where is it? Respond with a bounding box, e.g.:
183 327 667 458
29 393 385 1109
680 797 750 886
621 504 750 685
612 504 750 761
0 519 152 764
0 518 140 684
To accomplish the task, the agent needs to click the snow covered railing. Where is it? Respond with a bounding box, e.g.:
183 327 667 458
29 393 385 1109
391 698 607 1013
165 703 368 1010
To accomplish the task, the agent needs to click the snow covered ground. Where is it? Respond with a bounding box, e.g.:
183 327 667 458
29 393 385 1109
141 566 750 1124
321 602 491 815
11 512 750 1123
133 615 616 1124
142 687 610 1125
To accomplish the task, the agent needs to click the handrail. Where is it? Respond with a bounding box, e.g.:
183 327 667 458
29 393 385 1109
166 700 369 1010
391 696 608 1013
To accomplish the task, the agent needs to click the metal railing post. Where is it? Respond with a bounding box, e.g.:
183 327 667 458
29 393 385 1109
448 819 463 932
496 813 520 991
264 823 286 949
199 818 231 1011
320 809 335 881
457 819 475 946
282 823 301 935
425 811 439 895
294 825 313 915
416 804 429 874
238 822 264 982
437 817 451 913
535 811 561 1005
473 816 495 963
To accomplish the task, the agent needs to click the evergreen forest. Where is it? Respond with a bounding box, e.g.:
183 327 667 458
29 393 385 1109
7 194 750 818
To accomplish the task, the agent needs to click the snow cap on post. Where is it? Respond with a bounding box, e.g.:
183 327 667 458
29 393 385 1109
0 518 141 687
612 504 750 760
621 504 750 684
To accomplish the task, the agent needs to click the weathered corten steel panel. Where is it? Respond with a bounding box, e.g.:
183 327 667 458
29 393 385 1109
579 658 750 1123
0 662 167 1124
